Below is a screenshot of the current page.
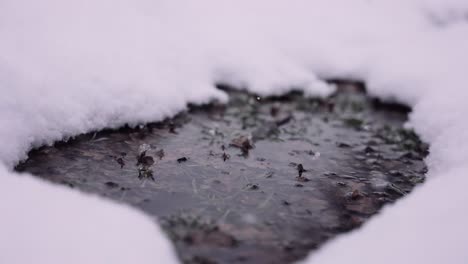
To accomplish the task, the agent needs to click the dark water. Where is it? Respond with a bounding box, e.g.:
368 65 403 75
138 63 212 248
16 82 428 264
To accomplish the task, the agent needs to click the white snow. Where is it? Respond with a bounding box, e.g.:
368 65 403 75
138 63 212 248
0 166 178 264
1 0 468 263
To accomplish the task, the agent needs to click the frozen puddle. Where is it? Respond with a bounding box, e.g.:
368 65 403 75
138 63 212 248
16 81 427 264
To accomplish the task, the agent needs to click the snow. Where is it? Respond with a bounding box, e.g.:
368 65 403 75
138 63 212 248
1 0 468 263
0 166 178 264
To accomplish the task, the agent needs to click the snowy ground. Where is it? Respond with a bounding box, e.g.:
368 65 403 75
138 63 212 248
1 0 468 263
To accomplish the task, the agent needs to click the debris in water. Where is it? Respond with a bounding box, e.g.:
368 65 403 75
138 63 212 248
222 152 230 162
347 189 365 200
116 157 125 168
155 149 165 160
336 182 347 187
296 176 310 182
230 135 254 156
297 164 307 177
343 118 364 130
137 151 154 166
105 181 119 188
337 142 351 148
135 145 156 180
326 101 335 112
169 121 177 134
138 167 154 181
386 183 408 196
177 157 188 163
245 183 259 190
275 115 293 127
270 106 280 117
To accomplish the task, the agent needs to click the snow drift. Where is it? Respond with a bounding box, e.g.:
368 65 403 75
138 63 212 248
1 0 468 263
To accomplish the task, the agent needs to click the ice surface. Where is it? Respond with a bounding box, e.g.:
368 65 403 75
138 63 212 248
1 0 468 263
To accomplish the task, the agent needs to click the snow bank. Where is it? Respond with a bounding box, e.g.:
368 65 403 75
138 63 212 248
303 167 468 264
1 0 468 263
0 166 178 264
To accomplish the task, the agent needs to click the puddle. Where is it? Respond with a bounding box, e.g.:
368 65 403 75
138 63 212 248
16 81 428 264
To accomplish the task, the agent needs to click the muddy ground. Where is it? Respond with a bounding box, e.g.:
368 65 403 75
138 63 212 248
16 81 428 264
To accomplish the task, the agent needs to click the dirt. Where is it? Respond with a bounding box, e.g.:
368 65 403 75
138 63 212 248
16 81 428 264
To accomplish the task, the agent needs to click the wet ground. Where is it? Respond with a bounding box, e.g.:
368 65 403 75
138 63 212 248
16 81 428 264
